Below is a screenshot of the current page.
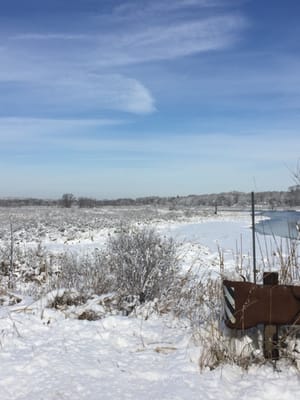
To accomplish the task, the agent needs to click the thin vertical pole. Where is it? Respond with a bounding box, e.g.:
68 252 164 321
251 192 257 284
9 217 14 289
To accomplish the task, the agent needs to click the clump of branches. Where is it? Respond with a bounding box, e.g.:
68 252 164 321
105 226 179 303
54 250 113 297
0 225 181 308
291 159 300 185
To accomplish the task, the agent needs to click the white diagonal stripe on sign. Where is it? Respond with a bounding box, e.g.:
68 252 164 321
225 303 236 324
224 285 235 309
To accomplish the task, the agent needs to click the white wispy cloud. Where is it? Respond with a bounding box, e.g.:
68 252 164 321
0 125 297 197
0 0 245 118
9 33 90 41
0 51 156 114
113 0 218 18
3 120 297 166
2 111 297 159
0 117 123 145
90 16 244 68
40 73 156 114
6 13 246 67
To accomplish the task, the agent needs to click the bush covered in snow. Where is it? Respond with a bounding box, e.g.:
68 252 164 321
106 226 179 302
55 251 112 297
0 225 182 316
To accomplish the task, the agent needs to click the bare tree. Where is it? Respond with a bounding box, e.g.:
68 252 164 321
61 193 75 208
292 159 300 185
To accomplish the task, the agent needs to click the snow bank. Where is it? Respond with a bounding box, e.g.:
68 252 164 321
0 311 299 400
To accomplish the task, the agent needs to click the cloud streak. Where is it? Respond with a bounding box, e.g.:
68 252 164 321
0 66 155 115
0 117 124 146
94 15 245 66
7 14 246 66
113 0 222 20
0 0 246 118
1 116 298 166
9 33 90 41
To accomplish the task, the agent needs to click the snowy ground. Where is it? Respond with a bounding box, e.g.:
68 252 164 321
1 310 300 400
0 206 299 399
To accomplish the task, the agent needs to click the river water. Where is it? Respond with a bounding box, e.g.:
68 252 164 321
255 210 300 240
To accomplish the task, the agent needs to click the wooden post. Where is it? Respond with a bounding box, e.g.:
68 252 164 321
263 272 279 360
251 192 257 284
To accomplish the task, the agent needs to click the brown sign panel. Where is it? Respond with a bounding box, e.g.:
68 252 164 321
223 280 300 329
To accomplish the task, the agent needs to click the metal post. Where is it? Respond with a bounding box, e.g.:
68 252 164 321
251 192 257 284
263 272 279 360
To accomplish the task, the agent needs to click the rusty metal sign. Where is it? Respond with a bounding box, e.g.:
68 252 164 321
223 279 300 329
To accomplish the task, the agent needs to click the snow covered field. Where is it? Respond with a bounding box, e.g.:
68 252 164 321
0 206 299 399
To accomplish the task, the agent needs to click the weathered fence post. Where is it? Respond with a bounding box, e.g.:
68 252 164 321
263 272 279 360
251 192 257 284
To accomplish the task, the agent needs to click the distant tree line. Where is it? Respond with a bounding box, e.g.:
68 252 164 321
1 188 299 209
75 188 300 208
0 198 59 207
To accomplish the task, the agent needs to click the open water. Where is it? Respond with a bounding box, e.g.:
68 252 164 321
255 210 300 239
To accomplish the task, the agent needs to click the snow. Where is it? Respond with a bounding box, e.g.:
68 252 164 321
1 310 300 400
0 207 299 399
159 212 253 251
0 313 200 400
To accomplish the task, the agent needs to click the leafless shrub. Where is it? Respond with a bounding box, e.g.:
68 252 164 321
106 226 179 302
0 240 52 296
55 250 113 297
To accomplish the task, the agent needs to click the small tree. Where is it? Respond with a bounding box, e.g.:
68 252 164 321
61 193 75 208
106 226 178 302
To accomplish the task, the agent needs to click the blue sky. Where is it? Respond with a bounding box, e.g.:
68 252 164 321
1 0 300 198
